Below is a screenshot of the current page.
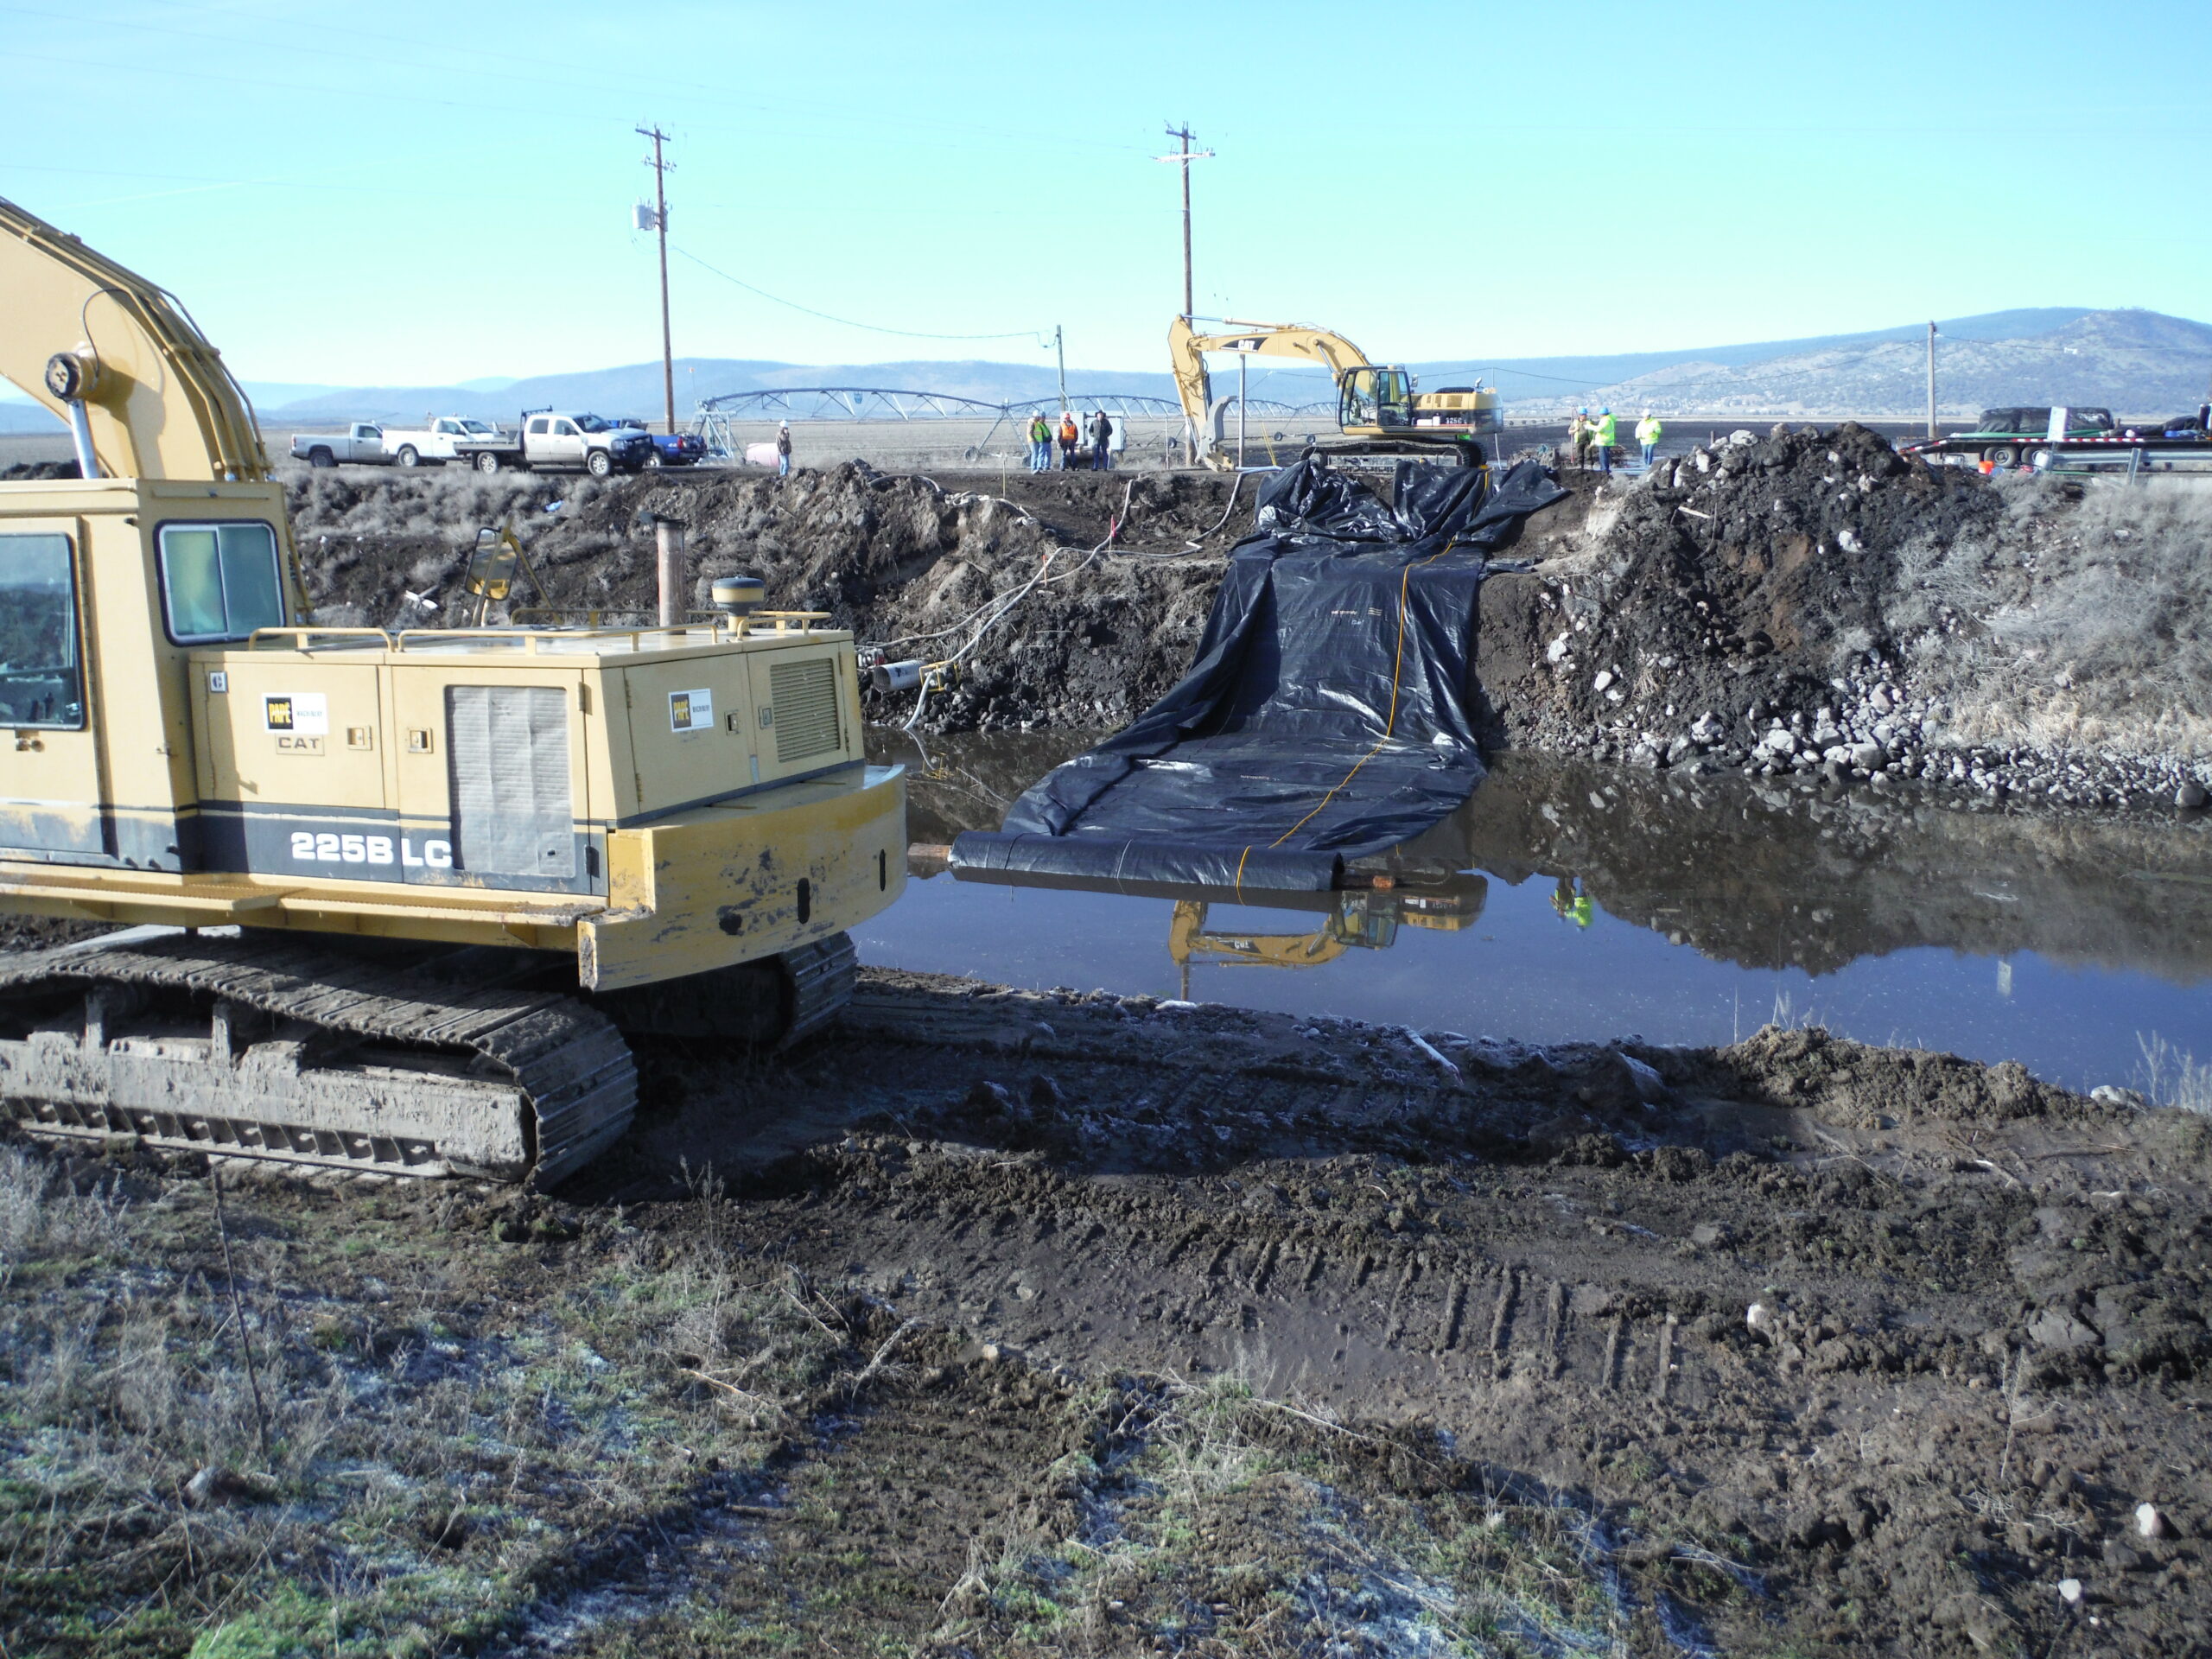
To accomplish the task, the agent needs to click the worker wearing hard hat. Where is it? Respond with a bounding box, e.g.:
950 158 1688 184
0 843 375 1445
1636 410 1663 470
1592 408 1618 475
1570 408 1592 469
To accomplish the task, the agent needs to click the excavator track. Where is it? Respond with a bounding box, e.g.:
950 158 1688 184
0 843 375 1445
0 929 863 1185
0 931 637 1185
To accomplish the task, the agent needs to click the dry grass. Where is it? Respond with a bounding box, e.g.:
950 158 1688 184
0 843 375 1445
0 1142 855 1658
1893 479 2212 760
935 1369 1637 1658
0 1143 130 1269
2138 1033 2212 1115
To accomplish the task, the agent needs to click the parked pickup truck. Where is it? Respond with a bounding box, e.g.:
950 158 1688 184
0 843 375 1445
446 410 658 476
616 419 708 467
382 415 508 467
290 423 388 467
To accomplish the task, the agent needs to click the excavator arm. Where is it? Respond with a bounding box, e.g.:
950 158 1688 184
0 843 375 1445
0 195 268 482
1167 315 1372 442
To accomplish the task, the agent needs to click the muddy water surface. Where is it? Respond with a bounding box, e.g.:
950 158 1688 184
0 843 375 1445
860 729 2211 1095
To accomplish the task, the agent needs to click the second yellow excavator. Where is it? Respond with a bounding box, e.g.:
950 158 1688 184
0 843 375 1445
0 197 906 1185
1168 317 1502 470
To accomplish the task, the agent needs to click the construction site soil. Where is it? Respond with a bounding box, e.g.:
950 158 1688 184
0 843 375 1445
3 437 2207 1655
4 976 2209 1656
276 432 2210 815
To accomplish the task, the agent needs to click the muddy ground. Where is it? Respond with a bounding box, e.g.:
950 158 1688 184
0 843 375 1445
5 976 2211 1656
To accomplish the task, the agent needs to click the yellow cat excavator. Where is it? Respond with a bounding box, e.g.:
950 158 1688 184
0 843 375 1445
0 198 906 1184
1168 316 1501 469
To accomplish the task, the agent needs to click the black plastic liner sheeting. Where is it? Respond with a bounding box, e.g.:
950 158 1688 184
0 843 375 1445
950 456 1567 892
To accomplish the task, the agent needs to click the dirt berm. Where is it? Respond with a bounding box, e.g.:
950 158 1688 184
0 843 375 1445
283 436 2212 812
6 978 2211 1656
1481 426 2212 810
286 462 1243 734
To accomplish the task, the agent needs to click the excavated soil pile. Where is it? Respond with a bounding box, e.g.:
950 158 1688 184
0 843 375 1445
1478 426 2212 808
286 463 1243 734
278 444 2212 806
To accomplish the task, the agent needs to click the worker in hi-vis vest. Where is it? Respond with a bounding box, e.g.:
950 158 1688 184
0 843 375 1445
1636 411 1663 469
1592 408 1618 475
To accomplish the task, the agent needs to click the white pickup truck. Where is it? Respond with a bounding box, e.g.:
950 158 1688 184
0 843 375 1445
381 416 507 467
445 410 657 476
290 423 388 467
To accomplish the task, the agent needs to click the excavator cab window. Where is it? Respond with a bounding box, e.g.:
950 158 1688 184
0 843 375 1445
157 522 285 644
0 533 84 728
1339 366 1413 430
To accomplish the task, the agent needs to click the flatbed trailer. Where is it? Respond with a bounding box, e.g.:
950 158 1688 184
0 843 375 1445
1905 432 2212 477
1904 402 2212 477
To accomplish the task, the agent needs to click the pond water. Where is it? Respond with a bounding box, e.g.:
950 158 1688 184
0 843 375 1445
856 729 2212 1098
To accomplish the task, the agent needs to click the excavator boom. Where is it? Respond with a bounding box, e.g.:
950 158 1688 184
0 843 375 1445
1168 315 1372 443
0 196 268 482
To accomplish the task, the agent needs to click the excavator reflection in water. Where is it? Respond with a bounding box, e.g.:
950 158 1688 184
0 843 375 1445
941 858 1488 998
1166 882 1485 999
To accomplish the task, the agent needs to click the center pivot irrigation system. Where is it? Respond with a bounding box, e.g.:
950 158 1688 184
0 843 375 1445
688 387 1338 461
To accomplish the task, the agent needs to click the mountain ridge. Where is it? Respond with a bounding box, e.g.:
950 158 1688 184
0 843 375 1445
3 307 2203 431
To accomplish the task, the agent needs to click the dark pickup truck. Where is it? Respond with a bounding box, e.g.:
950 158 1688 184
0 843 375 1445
616 420 708 467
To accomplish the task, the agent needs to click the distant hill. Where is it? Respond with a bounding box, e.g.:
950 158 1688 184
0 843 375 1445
1547 309 2212 419
12 308 2202 431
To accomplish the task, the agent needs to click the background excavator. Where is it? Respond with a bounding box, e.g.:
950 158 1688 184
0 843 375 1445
0 197 906 1185
1168 317 1501 469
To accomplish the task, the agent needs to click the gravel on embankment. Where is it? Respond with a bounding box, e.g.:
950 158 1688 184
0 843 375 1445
1478 423 2212 815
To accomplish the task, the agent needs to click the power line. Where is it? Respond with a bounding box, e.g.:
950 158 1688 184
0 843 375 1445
669 245 1048 344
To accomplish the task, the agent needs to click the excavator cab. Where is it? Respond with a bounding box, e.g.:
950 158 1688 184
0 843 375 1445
1338 365 1414 432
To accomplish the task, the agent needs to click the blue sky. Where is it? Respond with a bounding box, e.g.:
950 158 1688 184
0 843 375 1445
3 0 2208 387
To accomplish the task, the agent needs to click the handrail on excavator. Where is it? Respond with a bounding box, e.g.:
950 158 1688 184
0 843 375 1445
245 627 396 651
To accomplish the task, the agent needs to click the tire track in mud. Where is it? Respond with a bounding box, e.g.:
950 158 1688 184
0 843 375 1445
735 1144 1730 1432
595 972 2212 1655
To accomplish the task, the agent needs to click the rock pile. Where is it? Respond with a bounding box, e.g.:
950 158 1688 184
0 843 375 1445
1476 424 2212 815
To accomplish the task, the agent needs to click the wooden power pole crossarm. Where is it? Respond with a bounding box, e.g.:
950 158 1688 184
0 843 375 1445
639 125 676 435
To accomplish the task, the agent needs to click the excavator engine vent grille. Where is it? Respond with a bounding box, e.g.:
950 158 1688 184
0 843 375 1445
448 684 574 877
769 658 841 764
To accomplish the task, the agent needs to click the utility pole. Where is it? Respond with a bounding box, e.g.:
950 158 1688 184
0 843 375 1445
1925 320 1938 441
1055 324 1068 416
637 124 676 435
1156 123 1213 322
